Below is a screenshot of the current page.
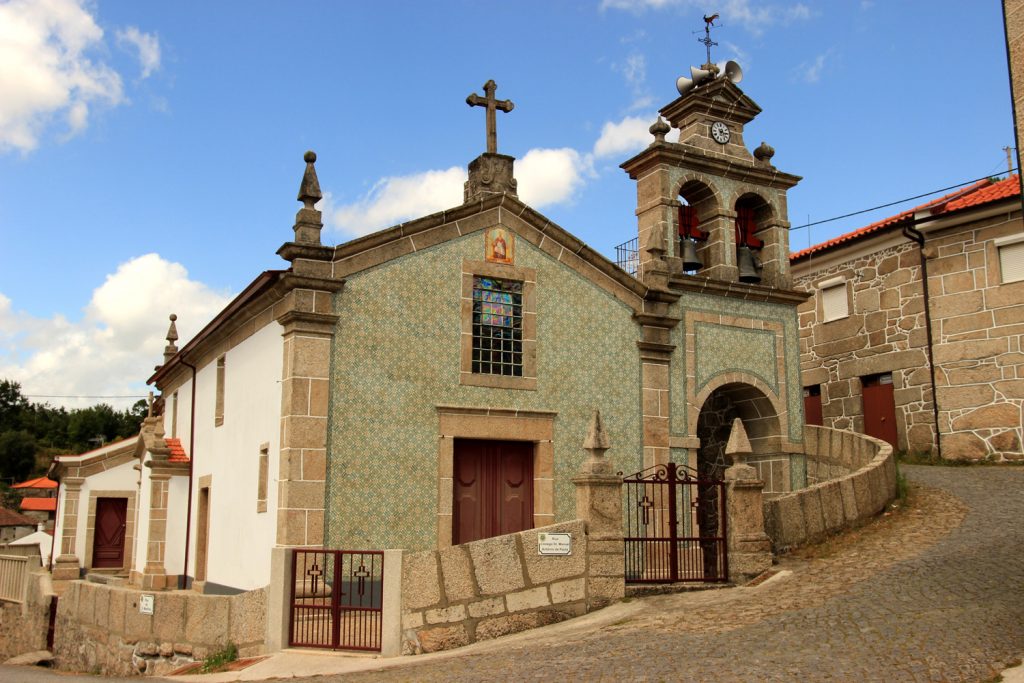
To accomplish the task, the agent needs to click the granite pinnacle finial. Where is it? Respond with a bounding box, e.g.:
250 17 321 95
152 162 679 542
754 141 775 163
163 313 179 363
583 409 611 454
724 417 753 461
650 117 670 143
297 150 323 210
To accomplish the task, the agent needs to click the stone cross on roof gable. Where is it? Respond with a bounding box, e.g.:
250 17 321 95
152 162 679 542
466 80 514 154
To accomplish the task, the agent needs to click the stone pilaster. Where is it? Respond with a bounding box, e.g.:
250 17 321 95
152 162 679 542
755 222 792 289
723 418 772 582
276 304 338 547
698 208 739 282
52 477 84 580
635 164 676 280
636 307 679 470
573 411 625 609
141 472 171 590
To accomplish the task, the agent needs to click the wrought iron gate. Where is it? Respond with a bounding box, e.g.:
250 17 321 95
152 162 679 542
623 462 728 583
289 549 383 652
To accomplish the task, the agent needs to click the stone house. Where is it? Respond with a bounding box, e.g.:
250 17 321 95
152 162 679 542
13 476 58 529
0 507 38 544
792 174 1024 460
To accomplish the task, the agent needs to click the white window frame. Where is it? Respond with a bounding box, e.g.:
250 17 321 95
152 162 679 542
995 233 1024 284
818 276 849 322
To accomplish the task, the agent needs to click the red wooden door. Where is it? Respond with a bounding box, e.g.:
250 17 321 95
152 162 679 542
453 440 533 544
863 374 898 448
93 497 127 569
803 386 823 426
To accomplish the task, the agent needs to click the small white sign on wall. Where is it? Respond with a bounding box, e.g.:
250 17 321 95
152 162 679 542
537 532 571 556
139 594 154 615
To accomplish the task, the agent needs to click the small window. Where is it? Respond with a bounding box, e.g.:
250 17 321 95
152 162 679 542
997 236 1024 284
171 391 178 438
819 277 849 321
215 355 226 427
256 444 269 513
472 276 523 377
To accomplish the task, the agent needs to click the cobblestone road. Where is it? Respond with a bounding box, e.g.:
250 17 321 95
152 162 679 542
322 466 1024 683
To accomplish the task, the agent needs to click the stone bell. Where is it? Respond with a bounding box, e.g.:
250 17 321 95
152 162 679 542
737 245 762 284
681 238 703 271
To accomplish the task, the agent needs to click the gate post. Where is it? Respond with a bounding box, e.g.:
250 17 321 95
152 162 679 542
573 410 624 609
265 546 292 652
723 419 773 582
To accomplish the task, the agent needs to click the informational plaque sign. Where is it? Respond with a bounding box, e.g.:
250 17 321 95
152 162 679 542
139 594 154 615
537 532 571 556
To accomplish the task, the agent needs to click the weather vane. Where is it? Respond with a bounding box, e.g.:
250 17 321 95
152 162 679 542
697 13 720 70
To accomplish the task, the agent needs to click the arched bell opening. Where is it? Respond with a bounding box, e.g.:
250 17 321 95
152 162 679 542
734 193 774 285
677 180 717 275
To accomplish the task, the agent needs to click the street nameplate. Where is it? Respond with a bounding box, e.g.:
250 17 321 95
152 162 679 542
537 532 571 556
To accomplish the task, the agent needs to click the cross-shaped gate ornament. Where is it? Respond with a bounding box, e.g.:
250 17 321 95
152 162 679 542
466 80 514 154
638 495 654 526
306 562 323 595
354 564 370 596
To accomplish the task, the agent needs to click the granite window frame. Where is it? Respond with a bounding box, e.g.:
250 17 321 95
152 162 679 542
460 260 537 391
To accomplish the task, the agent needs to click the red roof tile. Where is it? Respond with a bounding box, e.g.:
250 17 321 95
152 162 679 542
0 507 38 526
19 498 57 512
791 175 1020 261
12 476 58 490
165 437 190 463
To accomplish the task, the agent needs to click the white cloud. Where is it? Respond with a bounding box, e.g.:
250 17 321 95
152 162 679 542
325 166 466 237
797 49 833 84
0 0 161 153
516 148 590 207
593 116 653 158
0 254 231 409
116 26 161 78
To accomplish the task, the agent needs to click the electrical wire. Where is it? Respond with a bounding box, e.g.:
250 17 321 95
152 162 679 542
793 170 1018 232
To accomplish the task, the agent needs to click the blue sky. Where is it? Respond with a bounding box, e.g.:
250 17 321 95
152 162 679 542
0 0 1016 407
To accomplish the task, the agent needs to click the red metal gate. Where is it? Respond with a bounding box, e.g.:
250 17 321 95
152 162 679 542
289 549 383 652
623 462 728 583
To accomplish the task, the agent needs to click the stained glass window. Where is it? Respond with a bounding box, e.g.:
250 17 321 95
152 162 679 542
472 276 523 377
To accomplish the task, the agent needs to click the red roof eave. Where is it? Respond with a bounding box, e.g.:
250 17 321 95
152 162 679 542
20 498 57 512
791 175 1020 262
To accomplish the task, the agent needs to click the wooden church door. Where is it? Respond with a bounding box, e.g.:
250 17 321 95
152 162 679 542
453 440 533 545
92 497 127 569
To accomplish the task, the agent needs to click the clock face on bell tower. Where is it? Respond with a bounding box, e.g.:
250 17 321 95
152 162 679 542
710 121 730 144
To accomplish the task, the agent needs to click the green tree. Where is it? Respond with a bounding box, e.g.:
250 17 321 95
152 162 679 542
0 379 28 432
0 430 37 482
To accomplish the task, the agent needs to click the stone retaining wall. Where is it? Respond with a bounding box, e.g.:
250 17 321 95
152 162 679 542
763 425 896 551
0 569 53 661
53 581 265 676
400 519 620 654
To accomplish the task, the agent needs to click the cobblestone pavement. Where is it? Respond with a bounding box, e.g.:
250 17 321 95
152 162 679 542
319 466 1024 683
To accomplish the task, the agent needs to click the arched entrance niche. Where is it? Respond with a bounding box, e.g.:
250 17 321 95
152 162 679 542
676 179 717 275
695 381 782 480
734 193 774 285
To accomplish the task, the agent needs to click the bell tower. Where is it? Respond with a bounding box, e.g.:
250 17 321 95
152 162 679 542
621 21 800 289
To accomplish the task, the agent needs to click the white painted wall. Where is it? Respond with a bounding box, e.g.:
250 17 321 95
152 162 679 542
159 322 283 591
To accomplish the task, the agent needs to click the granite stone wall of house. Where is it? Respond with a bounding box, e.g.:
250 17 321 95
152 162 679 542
794 210 1024 461
794 241 933 452
325 233 642 551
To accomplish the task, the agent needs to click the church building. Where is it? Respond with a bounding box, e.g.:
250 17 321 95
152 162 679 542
50 59 810 600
